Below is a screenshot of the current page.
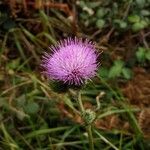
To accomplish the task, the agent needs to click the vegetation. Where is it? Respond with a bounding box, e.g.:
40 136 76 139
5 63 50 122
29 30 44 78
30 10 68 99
0 0 150 149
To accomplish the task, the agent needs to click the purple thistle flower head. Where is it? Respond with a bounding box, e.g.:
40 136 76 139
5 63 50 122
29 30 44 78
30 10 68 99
41 37 98 85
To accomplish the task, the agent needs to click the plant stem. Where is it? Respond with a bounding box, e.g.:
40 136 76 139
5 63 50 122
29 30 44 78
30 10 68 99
86 125 94 150
77 91 84 113
77 91 94 150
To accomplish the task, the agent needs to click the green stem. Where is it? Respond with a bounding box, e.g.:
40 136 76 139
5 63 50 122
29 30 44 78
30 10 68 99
86 125 94 150
77 91 94 150
77 91 84 113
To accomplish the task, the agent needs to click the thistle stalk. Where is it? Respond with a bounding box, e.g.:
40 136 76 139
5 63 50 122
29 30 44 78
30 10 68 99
86 125 94 150
77 91 94 150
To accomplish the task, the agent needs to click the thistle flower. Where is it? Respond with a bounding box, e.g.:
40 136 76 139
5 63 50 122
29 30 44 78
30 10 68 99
41 37 98 85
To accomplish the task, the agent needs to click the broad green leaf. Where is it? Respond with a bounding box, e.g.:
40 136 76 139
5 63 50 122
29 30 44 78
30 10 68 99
136 0 145 8
136 47 146 62
146 50 150 60
128 15 140 23
141 10 150 16
122 68 133 79
87 2 101 8
96 8 106 18
6 58 20 70
132 21 147 32
24 102 39 114
119 21 127 29
96 19 105 28
16 95 26 107
108 60 124 78
114 19 127 28
98 67 109 78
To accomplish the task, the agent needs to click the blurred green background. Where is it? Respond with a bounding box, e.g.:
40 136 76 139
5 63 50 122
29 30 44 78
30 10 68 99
0 0 150 150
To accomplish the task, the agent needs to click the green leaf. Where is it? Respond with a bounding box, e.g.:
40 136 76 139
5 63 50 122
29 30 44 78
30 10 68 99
136 47 146 62
140 20 148 27
6 58 20 70
98 67 109 78
146 50 150 60
114 19 127 29
108 60 124 78
136 0 145 8
128 15 140 23
131 20 148 32
119 21 127 29
24 102 39 114
78 1 86 8
25 127 69 139
0 98 7 107
141 10 150 16
96 19 105 28
96 8 106 18
87 2 101 8
132 22 142 31
122 68 133 79
114 60 124 66
16 95 26 107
